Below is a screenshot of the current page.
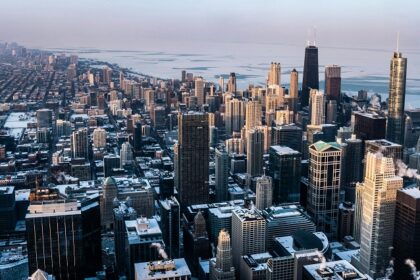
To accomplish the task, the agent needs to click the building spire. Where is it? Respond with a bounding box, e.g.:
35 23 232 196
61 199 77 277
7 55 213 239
396 31 400 53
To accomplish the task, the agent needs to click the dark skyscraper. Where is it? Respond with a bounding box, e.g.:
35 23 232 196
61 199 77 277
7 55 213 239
301 45 319 107
26 196 101 280
133 122 142 152
386 51 407 145
174 112 209 208
324 65 341 101
269 145 302 203
159 197 180 259
113 199 137 277
393 188 420 279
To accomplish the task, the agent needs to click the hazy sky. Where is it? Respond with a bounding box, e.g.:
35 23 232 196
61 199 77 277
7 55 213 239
1 0 419 52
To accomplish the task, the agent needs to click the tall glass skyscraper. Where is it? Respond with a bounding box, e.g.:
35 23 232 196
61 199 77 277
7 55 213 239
386 51 407 145
301 45 319 108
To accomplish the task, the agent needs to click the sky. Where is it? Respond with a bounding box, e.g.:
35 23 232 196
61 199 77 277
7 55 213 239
0 0 419 52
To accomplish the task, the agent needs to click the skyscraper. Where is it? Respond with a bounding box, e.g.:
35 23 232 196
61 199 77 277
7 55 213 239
159 197 180 259
245 100 262 131
268 145 302 203
195 77 205 106
71 128 89 159
271 124 303 153
386 51 407 145
92 127 107 148
209 230 235 280
26 197 101 280
231 209 266 273
103 154 120 177
353 152 403 278
246 129 264 177
267 62 281 86
310 89 325 125
301 44 319 107
133 122 142 152
36 109 53 128
215 148 229 202
174 112 209 207
308 141 342 239
120 142 133 166
324 65 341 101
227 72 237 93
289 69 299 113
113 199 137 277
393 188 420 279
225 98 246 135
255 174 273 210
101 176 118 229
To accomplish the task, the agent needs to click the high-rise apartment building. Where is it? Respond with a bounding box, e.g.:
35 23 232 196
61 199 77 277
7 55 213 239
353 152 403 278
301 45 319 107
308 141 342 239
174 112 209 208
71 128 89 159
386 51 407 145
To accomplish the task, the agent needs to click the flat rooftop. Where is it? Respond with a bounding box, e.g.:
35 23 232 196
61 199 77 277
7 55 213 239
134 258 191 280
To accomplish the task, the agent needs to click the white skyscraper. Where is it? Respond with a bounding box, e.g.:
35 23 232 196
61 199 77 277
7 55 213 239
310 89 325 125
195 77 205 106
120 142 133 166
209 230 235 280
352 152 403 278
231 209 266 274
255 174 273 210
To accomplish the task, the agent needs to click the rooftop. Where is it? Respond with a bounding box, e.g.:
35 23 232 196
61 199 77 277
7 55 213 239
270 145 300 155
126 218 162 244
134 258 191 280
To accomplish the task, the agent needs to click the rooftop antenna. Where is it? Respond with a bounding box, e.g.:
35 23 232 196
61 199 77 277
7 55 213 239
313 25 317 46
306 28 310 46
396 31 400 53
